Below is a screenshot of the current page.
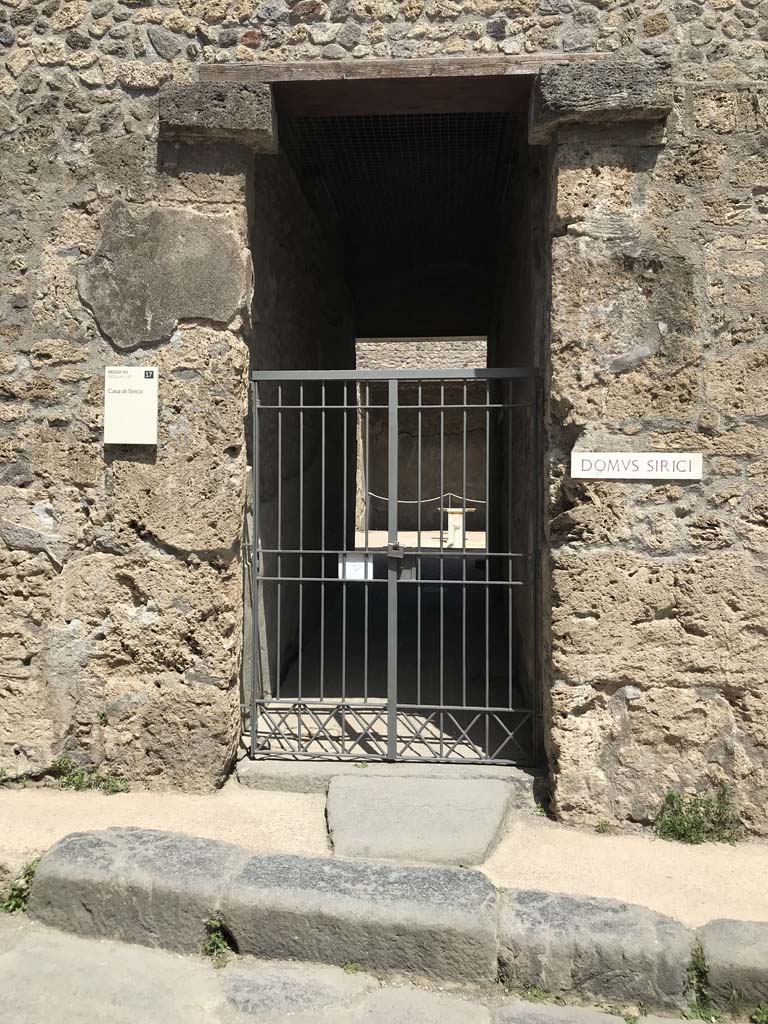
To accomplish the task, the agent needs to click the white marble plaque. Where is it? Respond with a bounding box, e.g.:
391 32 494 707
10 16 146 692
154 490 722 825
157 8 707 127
571 451 703 481
104 366 158 445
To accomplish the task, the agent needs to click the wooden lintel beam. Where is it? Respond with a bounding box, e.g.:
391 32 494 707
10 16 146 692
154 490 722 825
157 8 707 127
273 76 532 117
197 52 610 85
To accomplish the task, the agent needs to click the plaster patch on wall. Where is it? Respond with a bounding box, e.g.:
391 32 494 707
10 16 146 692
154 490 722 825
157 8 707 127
78 201 250 350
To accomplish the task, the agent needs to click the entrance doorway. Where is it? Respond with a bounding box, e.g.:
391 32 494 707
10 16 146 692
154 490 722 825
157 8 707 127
245 69 549 766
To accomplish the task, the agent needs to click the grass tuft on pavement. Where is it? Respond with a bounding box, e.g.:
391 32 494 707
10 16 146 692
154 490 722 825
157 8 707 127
1 859 40 914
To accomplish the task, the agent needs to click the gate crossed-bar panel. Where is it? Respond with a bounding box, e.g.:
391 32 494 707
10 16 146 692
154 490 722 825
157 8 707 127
246 367 540 765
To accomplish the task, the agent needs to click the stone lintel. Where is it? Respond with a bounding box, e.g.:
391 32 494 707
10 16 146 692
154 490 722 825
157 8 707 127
159 82 277 153
528 59 673 145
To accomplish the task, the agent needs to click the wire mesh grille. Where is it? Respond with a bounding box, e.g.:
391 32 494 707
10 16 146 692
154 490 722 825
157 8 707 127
279 112 517 334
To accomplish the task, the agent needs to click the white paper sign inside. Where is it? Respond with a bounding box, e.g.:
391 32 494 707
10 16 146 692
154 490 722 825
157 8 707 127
571 451 703 481
104 366 159 445
338 553 374 580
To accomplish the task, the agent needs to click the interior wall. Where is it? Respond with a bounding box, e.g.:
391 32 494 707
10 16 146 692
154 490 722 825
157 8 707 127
247 153 356 708
488 134 553 760
355 339 490 535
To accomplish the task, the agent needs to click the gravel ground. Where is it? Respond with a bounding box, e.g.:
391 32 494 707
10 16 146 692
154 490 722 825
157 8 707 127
0 778 330 885
483 814 768 927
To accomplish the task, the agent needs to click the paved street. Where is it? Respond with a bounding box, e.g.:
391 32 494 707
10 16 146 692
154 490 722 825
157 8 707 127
0 914 664 1024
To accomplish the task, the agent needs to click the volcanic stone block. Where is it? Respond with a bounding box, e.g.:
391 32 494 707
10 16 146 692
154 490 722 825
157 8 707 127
28 828 251 953
219 853 499 982
77 201 250 349
498 889 693 1009
529 59 674 143
159 82 277 152
220 961 377 1017
337 988 492 1023
326 775 511 865
698 919 768 1007
497 1003 628 1024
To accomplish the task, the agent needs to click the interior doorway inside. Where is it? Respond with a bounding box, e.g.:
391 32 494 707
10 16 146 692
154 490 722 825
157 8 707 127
245 72 549 765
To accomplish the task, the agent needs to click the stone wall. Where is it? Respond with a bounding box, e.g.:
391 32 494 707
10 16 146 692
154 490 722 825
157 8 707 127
0 0 766 821
355 338 487 371
540 64 768 834
0 134 253 789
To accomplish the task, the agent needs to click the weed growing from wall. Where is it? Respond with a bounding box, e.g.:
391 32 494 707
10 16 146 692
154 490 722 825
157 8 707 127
655 787 742 844
52 756 129 796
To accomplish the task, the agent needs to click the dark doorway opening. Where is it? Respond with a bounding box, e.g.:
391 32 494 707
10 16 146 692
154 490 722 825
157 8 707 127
246 73 549 765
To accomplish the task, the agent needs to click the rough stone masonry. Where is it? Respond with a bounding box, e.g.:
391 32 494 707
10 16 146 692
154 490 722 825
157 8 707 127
0 0 766 834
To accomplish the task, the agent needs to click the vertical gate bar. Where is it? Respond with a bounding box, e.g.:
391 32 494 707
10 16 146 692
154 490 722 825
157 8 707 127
364 383 370 551
342 381 348 703
298 383 304 713
276 384 282 700
320 381 326 702
462 381 467 708
250 382 260 755
508 379 513 710
439 381 445 755
387 377 398 760
532 376 542 764
485 379 490 758
416 380 422 706
417 382 422 550
364 382 369 702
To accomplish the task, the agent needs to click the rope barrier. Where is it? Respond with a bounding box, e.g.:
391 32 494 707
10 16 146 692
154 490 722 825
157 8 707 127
366 491 486 505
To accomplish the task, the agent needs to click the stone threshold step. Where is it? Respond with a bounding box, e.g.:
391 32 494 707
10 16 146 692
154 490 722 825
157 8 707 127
237 755 546 806
27 827 768 1013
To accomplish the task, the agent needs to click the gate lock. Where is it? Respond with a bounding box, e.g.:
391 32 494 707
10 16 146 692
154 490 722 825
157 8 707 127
387 543 404 560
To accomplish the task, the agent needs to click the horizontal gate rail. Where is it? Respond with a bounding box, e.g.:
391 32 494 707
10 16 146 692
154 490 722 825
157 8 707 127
251 367 538 381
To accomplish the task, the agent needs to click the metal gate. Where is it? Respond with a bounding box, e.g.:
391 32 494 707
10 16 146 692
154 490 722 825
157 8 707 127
246 368 540 765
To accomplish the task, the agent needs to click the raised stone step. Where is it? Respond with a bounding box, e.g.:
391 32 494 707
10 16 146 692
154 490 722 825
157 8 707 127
326 775 511 865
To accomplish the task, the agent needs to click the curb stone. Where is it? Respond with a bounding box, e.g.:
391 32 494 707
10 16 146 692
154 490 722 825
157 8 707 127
697 919 768 1008
28 827 252 953
498 889 693 1010
218 851 499 983
26 826 768 1010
